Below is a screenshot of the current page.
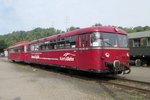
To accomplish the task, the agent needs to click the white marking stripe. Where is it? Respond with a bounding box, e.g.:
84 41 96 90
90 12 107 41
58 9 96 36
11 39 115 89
103 47 129 50
31 53 42 54
78 47 129 50
32 57 58 60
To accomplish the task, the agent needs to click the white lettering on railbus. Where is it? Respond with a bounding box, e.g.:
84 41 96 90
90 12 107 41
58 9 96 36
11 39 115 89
60 53 75 61
31 57 58 60
31 55 39 59
40 58 58 60
60 57 74 61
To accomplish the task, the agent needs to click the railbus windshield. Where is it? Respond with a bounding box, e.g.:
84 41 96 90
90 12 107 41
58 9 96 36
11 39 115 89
118 34 128 47
103 33 118 47
90 32 128 48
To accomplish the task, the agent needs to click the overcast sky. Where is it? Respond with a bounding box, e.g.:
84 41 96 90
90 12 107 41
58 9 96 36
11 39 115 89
0 0 150 34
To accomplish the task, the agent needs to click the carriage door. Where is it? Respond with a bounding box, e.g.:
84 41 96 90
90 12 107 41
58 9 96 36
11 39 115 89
78 34 89 69
24 45 28 61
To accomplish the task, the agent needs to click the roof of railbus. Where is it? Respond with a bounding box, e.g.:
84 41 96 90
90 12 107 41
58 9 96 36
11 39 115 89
7 41 29 49
30 26 127 44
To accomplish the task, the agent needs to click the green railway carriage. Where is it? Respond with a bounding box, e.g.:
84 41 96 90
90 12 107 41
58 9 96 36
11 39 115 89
128 31 150 66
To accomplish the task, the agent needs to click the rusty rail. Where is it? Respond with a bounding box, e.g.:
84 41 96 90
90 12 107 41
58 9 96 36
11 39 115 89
101 76 150 93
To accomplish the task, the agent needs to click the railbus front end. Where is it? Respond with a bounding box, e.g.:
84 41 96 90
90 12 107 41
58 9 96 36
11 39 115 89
89 30 130 74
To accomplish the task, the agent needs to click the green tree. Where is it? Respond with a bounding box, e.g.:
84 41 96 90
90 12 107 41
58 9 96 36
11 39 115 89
0 40 7 52
67 26 80 31
133 26 144 32
93 23 102 26
143 26 150 31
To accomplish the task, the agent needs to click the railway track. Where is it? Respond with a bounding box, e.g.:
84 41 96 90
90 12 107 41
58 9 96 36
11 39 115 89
51 69 150 94
6 60 150 94
101 77 150 94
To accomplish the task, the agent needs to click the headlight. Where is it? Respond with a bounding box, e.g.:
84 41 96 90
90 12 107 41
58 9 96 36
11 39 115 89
105 53 110 58
126 52 129 57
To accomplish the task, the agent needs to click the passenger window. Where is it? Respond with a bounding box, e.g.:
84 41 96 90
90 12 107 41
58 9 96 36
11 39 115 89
57 38 65 49
46 40 57 50
34 44 39 51
48 41 53 49
85 34 88 47
9 48 19 53
39 40 56 50
20 46 24 52
133 39 140 47
27 46 30 51
51 40 57 49
81 35 85 47
140 38 147 47
90 32 102 47
31 45 35 51
79 34 89 48
66 36 76 49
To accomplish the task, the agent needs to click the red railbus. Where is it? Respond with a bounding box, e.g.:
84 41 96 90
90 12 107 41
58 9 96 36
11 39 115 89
7 41 29 62
7 26 130 74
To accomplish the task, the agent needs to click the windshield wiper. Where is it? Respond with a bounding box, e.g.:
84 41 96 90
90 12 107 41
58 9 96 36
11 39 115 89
103 41 113 46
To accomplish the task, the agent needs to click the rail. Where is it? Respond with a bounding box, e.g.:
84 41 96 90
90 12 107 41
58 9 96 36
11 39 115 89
101 76 150 94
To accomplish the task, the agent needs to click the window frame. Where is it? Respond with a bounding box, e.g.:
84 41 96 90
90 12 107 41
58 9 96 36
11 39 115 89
133 39 140 47
90 32 102 47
